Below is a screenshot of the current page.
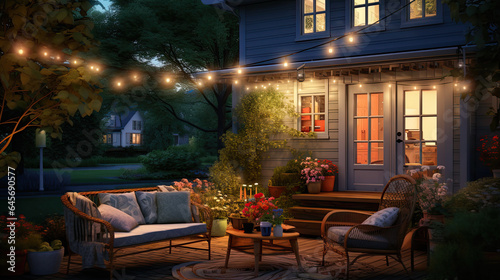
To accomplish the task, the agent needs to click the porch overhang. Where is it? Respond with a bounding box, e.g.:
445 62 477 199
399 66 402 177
195 46 475 78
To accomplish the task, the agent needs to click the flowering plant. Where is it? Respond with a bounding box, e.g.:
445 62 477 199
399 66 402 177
318 159 338 176
0 215 44 250
261 208 285 226
242 193 277 223
408 166 449 215
172 178 212 204
300 157 325 183
478 135 500 169
201 188 238 219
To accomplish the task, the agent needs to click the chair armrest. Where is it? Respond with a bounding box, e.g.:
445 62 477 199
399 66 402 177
191 201 213 236
321 210 372 239
344 224 401 249
61 194 115 247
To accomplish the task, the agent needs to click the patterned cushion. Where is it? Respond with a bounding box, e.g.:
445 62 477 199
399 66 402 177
327 226 391 250
362 207 399 227
135 191 158 224
98 192 146 224
157 191 192 224
98 204 138 232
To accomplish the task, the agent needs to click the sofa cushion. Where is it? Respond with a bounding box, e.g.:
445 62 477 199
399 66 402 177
114 223 207 247
135 191 158 224
158 185 177 192
327 226 391 250
362 207 399 227
98 192 146 224
157 191 192 224
98 204 138 232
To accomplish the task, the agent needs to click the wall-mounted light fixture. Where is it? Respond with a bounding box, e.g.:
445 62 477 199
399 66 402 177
297 64 306 82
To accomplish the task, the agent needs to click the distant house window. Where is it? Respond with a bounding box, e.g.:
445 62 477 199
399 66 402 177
298 92 328 135
127 133 142 145
303 0 326 33
401 0 442 27
353 0 379 27
132 120 142 130
103 134 112 144
173 134 180 146
409 0 436 19
109 115 116 127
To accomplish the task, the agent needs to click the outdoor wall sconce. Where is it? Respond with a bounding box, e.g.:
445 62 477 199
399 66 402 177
297 64 305 82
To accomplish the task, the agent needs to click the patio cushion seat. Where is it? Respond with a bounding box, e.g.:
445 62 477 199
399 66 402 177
327 226 390 250
114 223 207 247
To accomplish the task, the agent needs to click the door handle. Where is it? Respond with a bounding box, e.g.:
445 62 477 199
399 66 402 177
396 139 403 143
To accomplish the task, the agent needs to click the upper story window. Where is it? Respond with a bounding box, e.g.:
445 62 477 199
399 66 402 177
409 0 436 19
132 120 142 130
401 0 443 28
353 0 379 27
303 0 326 33
296 0 329 41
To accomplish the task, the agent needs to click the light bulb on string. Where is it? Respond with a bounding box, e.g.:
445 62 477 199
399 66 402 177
359 84 362 88
18 49 24 55
234 80 238 84
284 60 288 67
433 85 436 89
348 35 354 43
237 68 242 74
208 75 212 80
166 77 171 83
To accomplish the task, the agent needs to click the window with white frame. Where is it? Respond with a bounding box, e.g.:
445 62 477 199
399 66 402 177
302 0 327 34
132 120 142 130
299 93 327 134
353 0 380 27
401 0 442 27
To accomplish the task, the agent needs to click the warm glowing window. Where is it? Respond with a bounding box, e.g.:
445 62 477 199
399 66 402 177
409 0 436 19
300 94 326 133
303 0 326 34
128 133 142 145
354 92 384 164
103 134 112 144
404 90 437 165
353 0 379 27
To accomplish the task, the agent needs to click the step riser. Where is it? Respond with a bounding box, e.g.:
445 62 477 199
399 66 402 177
297 200 378 211
290 210 331 221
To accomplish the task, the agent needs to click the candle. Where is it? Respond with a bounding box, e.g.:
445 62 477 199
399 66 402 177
240 185 243 200
36 129 46 147
243 184 247 201
254 182 258 194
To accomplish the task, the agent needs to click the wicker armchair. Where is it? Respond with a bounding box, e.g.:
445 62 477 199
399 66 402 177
320 175 417 279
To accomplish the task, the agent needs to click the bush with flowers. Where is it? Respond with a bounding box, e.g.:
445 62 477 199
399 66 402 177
171 178 212 204
201 187 239 219
300 157 325 183
408 165 449 215
477 134 500 170
0 215 45 251
319 159 338 176
242 193 277 223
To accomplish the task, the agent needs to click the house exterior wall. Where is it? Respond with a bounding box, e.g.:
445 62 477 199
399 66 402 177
240 0 466 66
121 111 143 147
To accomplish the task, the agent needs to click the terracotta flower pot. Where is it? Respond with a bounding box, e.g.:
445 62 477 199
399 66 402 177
268 185 287 198
229 217 247 230
321 176 336 192
307 181 322 194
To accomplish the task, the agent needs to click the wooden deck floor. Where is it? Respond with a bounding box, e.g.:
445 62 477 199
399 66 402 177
16 232 428 280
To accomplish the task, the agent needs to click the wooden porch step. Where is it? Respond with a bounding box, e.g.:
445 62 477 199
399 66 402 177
292 191 381 211
290 206 375 221
285 219 322 236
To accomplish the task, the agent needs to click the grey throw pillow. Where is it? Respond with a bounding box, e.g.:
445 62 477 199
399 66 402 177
157 191 192 223
98 192 146 224
98 204 138 232
362 207 399 227
135 191 158 224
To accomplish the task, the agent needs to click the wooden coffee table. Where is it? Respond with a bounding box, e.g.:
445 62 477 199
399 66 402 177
224 228 302 276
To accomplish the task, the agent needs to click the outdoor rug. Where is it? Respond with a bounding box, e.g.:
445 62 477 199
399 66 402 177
172 252 376 280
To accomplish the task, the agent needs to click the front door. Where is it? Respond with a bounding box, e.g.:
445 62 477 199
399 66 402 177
347 84 394 191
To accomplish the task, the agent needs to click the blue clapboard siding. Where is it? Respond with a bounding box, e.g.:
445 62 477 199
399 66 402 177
241 0 467 66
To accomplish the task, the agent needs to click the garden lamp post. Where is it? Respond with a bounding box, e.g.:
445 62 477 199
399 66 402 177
36 129 46 191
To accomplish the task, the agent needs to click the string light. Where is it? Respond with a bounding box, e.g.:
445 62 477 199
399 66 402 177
73 60 78 65
234 80 238 84
328 47 334 54
284 61 288 67
463 86 467 90
414 86 417 90
237 68 242 74
359 84 362 87
116 81 122 87
348 36 354 43
433 85 436 89
208 75 212 80
56 56 60 60
333 80 336 83
95 67 100 72
166 77 171 83
454 83 458 87
18 49 24 55
388 84 392 88
43 51 48 56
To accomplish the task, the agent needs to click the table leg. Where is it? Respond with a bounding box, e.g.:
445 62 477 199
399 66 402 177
254 240 261 276
224 235 233 268
290 238 303 271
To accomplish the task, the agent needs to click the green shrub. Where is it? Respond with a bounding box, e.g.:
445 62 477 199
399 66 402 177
270 165 301 186
445 177 500 213
140 145 201 173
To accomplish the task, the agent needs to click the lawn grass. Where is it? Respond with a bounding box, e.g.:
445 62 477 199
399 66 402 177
69 169 127 184
0 196 64 224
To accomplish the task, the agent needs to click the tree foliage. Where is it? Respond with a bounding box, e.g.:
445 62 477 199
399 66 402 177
0 0 102 176
443 0 500 130
91 0 238 150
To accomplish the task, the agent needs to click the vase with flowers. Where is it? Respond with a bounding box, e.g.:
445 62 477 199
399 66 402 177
319 159 338 192
241 193 277 233
478 135 500 177
201 188 238 237
300 157 325 194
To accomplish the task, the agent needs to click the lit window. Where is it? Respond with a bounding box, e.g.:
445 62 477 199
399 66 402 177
302 0 327 34
353 0 379 27
129 133 142 145
409 0 437 20
299 94 326 133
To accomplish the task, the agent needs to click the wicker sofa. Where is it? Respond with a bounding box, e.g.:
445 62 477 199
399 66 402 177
61 187 213 278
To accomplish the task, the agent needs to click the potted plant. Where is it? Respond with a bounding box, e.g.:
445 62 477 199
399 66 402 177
261 209 286 237
300 157 325 194
241 193 277 233
319 159 338 192
201 187 236 237
477 134 500 177
26 239 64 275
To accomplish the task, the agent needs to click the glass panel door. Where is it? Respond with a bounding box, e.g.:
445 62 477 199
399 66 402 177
354 92 384 164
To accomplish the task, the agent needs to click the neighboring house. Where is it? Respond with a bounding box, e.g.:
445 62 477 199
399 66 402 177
202 0 494 193
104 111 144 147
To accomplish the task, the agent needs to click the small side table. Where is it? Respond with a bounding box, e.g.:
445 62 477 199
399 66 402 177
225 228 303 276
